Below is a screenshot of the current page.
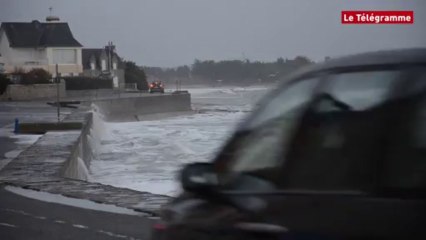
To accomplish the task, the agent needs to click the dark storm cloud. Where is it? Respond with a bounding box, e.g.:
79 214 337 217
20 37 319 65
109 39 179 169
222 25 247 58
1 0 425 67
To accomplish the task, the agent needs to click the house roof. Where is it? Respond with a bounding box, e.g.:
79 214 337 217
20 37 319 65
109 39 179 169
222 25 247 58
82 48 123 70
0 21 82 48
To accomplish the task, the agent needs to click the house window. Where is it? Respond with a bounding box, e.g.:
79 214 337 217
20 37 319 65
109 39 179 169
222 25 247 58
113 62 117 70
53 49 77 64
101 60 106 71
90 62 95 70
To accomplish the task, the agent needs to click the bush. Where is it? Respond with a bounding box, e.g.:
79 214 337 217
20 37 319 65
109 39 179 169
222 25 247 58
0 74 11 95
63 76 113 90
124 61 148 90
20 68 52 84
10 68 52 84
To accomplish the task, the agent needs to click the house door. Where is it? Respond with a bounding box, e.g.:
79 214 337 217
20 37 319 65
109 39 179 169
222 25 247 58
113 76 119 88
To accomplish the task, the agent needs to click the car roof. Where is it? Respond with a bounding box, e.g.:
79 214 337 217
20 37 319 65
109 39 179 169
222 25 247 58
288 48 426 80
239 48 426 132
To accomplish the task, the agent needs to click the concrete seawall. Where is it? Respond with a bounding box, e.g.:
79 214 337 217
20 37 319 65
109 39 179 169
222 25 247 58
0 93 193 216
64 92 192 181
62 113 93 181
0 82 66 101
93 93 191 121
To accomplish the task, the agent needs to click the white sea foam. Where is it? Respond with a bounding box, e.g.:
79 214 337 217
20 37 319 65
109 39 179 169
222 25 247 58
89 86 269 196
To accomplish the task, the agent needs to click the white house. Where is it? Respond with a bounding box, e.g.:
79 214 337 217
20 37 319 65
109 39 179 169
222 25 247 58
0 18 83 77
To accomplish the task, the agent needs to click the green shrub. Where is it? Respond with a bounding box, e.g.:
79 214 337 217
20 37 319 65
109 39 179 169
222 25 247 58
63 76 113 90
23 68 52 84
11 68 52 84
0 74 11 94
124 61 148 90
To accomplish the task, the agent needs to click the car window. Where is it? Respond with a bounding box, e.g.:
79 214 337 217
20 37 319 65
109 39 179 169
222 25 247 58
216 78 321 185
281 70 401 191
321 71 397 111
245 78 321 129
381 69 426 192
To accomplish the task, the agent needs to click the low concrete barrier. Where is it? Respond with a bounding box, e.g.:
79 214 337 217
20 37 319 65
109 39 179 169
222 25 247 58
94 93 191 121
62 113 93 181
17 122 83 134
66 89 115 98
1 82 66 101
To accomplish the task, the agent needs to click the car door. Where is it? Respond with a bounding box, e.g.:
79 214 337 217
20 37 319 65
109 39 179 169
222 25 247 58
260 68 424 239
374 67 426 238
214 68 416 239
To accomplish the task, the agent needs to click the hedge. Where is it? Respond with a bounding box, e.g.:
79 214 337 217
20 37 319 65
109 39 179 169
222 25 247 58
63 76 113 90
0 74 11 94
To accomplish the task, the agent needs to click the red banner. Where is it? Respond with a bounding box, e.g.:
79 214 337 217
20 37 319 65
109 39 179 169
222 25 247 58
341 11 414 24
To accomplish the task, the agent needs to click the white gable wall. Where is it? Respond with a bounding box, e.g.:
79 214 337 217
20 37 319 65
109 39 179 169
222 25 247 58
10 48 47 65
0 29 49 73
0 29 11 64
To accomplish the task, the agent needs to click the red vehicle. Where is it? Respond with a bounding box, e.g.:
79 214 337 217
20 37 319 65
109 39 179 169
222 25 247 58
149 81 165 93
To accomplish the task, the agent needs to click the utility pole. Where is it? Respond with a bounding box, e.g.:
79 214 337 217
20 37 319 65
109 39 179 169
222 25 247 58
107 41 111 73
107 41 117 89
56 64 60 123
110 41 114 73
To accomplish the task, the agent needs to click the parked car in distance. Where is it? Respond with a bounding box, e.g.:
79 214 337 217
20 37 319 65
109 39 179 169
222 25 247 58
153 48 426 240
149 81 165 93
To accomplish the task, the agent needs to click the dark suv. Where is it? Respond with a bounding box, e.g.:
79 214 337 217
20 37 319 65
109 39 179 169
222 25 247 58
153 48 426 240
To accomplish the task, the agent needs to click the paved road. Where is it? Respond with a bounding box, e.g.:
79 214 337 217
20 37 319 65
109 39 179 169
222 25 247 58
0 101 65 172
0 185 153 240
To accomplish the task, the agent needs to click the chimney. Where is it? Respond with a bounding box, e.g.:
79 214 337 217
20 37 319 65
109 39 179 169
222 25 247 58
46 7 60 22
46 16 60 22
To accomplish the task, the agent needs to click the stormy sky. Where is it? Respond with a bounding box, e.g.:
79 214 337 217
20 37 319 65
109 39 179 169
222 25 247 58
1 0 425 67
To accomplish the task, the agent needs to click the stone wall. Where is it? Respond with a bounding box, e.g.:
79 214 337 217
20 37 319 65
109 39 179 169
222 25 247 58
1 82 66 101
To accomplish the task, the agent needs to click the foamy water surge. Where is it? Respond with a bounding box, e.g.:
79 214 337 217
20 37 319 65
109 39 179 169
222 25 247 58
88 87 269 196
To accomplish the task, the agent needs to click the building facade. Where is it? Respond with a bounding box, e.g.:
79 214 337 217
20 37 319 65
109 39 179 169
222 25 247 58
0 19 83 77
82 46 125 89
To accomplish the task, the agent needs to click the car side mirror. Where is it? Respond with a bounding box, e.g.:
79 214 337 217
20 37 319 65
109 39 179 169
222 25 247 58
180 162 219 193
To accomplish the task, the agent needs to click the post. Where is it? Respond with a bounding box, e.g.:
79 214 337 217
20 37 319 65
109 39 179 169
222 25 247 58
14 118 19 134
108 42 111 72
56 64 60 123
